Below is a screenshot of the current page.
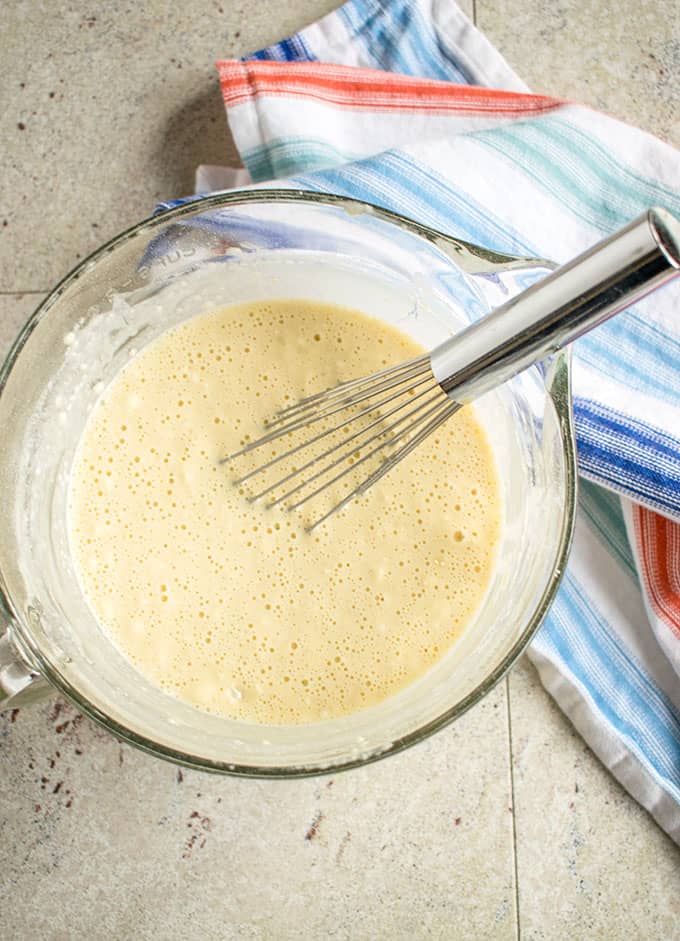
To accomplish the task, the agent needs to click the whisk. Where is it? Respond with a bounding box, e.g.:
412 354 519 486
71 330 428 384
227 208 680 530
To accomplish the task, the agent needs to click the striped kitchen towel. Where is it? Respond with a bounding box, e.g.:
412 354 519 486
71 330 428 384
177 0 680 839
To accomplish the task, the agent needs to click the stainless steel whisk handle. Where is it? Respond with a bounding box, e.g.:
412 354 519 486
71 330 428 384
430 207 680 402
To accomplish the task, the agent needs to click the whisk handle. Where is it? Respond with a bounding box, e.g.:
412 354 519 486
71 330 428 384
430 207 680 402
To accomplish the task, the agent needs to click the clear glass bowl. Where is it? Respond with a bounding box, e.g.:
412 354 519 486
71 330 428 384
0 190 576 776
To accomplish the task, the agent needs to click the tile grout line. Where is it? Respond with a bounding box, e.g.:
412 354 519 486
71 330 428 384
0 290 49 296
506 674 521 941
472 0 478 26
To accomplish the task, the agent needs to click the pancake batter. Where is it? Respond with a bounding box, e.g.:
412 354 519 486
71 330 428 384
69 300 501 724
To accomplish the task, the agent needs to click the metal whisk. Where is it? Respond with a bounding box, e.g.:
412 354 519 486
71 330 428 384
227 208 680 530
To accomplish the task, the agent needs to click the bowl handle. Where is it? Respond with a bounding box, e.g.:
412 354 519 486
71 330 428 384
0 626 50 710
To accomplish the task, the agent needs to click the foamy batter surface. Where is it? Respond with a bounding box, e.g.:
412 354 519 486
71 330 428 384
69 300 501 725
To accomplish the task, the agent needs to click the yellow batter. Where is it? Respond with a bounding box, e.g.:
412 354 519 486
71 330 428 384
69 300 501 725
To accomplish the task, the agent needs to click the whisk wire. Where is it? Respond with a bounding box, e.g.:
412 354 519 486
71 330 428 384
271 353 430 422
234 369 439 488
287 396 457 514
305 399 460 532
265 388 449 507
226 356 433 462
225 353 457 529
221 362 435 468
248 384 444 503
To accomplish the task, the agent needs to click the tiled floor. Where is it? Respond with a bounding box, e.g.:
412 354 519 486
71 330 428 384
479 0 680 146
1 2 678 938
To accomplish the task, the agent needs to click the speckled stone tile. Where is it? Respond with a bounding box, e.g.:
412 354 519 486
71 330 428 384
478 0 680 146
0 684 515 940
0 0 471 295
509 657 680 941
0 0 341 292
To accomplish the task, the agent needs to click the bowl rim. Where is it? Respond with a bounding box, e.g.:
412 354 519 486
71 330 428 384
1 188 577 777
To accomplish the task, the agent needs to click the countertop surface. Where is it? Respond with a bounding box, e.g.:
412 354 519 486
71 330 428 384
1 2 678 938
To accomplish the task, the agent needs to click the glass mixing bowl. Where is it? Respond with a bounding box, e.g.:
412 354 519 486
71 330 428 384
0 190 575 775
